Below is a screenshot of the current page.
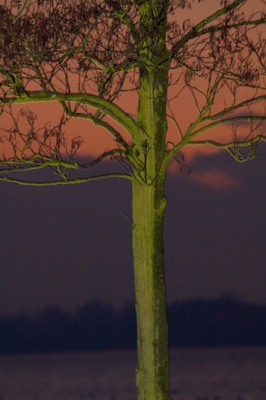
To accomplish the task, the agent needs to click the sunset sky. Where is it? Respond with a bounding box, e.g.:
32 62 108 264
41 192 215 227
0 0 266 316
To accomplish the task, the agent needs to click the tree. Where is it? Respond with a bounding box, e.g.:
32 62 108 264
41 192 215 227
0 0 266 398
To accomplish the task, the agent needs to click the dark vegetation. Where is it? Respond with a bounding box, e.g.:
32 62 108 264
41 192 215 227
0 298 265 355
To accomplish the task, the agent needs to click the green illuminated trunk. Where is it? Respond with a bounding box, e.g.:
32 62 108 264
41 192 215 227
131 22 171 400
132 179 170 400
131 2 172 398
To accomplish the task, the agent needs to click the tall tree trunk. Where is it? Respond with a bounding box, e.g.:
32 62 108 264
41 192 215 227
132 178 170 400
132 3 172 397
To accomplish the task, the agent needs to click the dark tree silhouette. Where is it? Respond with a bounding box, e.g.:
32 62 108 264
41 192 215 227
0 0 266 398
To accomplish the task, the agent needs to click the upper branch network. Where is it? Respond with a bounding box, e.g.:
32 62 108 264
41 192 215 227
163 0 266 165
1 0 266 179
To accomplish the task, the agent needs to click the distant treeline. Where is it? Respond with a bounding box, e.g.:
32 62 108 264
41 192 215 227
0 298 266 355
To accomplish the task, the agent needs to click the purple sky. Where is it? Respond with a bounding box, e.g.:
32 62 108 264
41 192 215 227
0 143 265 316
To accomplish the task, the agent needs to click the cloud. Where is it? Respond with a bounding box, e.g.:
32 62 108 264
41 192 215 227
191 170 240 190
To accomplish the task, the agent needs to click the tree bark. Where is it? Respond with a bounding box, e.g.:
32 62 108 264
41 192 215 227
132 178 170 400
130 3 172 398
131 34 171 400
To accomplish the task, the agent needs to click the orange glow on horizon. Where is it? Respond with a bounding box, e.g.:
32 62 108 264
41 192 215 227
191 170 240 190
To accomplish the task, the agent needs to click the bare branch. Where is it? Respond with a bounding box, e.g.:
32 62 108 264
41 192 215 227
0 173 132 186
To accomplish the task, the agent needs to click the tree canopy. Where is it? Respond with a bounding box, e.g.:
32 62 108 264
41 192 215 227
0 0 265 185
